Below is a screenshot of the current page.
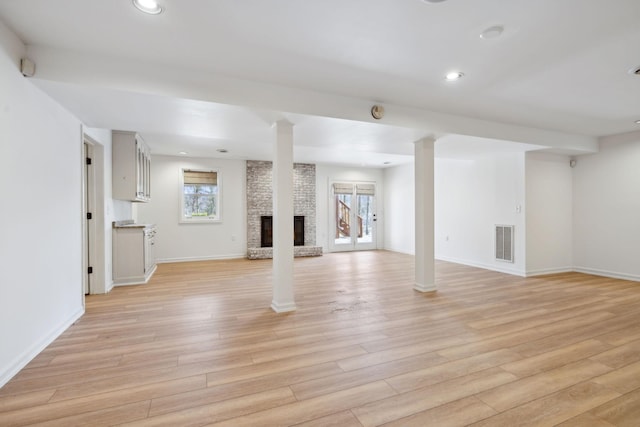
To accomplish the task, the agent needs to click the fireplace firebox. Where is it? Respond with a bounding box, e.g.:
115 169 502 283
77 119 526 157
261 216 304 247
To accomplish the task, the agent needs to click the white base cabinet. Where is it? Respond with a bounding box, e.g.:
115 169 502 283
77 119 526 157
113 223 157 286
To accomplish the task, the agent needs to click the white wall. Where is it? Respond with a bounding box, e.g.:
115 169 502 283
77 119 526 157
136 155 247 262
383 163 415 255
383 145 639 281
383 154 529 275
434 154 526 276
0 21 85 386
573 132 640 281
316 164 384 252
525 152 573 275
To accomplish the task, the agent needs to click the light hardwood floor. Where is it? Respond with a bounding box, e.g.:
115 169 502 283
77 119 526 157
2 251 640 426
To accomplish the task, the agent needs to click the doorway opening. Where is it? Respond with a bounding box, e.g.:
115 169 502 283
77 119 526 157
83 142 95 295
81 135 106 296
329 182 376 252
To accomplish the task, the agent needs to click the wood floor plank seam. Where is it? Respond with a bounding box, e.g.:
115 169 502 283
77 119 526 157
585 387 640 426
468 380 622 427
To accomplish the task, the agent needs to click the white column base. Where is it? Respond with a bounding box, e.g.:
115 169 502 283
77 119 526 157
271 301 297 313
414 283 437 293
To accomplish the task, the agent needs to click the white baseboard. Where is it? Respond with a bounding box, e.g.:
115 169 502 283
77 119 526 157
0 307 84 388
112 264 157 287
383 247 415 256
157 253 247 264
573 266 640 282
436 256 639 282
525 267 574 277
436 255 527 277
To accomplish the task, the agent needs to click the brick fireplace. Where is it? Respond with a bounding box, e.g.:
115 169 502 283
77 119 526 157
246 160 323 259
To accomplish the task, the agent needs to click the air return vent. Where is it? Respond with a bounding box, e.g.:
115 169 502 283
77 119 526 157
495 225 514 263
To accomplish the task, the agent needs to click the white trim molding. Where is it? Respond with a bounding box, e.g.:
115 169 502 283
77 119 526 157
0 308 84 388
525 267 574 277
436 255 527 277
157 254 247 264
573 267 640 283
271 300 297 313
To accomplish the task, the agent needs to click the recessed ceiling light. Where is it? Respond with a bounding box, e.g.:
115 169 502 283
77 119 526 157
217 148 228 153
635 119 640 124
178 151 188 155
421 0 447 3
629 66 640 76
133 0 163 15
480 25 504 40
383 161 392 165
445 71 464 81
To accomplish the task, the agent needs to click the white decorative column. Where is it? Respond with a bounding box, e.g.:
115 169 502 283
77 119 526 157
414 137 436 292
271 120 296 312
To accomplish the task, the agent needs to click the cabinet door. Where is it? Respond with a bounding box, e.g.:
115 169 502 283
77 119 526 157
136 140 144 199
113 228 145 282
145 152 151 200
112 131 151 202
143 228 156 273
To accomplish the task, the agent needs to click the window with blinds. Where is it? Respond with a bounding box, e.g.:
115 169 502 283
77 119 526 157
331 183 376 196
356 183 375 196
181 169 220 221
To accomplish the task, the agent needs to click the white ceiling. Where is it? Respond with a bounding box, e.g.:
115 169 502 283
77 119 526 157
1 0 638 165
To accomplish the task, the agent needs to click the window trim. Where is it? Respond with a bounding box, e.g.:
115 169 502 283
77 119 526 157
179 168 222 224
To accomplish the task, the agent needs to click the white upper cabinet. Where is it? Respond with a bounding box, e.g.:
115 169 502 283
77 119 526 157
112 131 151 202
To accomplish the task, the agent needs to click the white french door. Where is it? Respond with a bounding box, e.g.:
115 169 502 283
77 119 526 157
329 182 377 252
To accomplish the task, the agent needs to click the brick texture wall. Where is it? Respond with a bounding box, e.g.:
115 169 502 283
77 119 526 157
247 160 316 249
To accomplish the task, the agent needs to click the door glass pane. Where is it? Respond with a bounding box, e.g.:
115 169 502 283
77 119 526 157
357 195 374 243
334 194 352 245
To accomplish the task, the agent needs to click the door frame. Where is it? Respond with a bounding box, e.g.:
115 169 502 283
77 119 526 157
81 133 106 296
328 180 377 252
82 141 95 295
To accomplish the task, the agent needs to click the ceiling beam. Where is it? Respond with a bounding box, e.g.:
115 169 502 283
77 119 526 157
26 45 598 154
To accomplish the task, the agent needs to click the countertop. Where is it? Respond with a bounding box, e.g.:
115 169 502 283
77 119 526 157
113 220 156 229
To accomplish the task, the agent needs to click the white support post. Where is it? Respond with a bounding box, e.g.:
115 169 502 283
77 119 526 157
414 137 436 292
271 120 296 312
